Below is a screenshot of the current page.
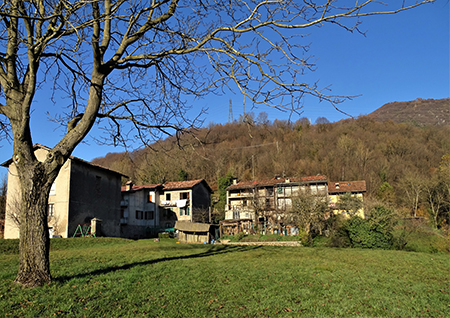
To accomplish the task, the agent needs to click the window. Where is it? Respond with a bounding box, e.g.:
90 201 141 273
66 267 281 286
48 204 55 217
148 193 153 202
180 192 189 200
144 211 154 220
120 209 125 218
136 210 143 220
166 193 171 200
180 207 190 216
49 182 56 196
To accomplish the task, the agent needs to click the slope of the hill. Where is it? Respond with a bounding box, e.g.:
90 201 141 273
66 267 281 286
92 116 450 207
367 98 450 126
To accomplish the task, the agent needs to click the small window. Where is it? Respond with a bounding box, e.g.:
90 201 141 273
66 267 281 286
48 204 55 217
166 193 171 201
136 210 143 220
148 193 153 203
186 207 190 216
180 192 189 200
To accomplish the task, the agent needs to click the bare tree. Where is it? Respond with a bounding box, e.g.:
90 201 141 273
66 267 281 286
400 172 425 217
423 174 447 229
0 0 434 287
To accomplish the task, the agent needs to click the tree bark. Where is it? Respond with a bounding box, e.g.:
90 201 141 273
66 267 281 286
14 161 53 287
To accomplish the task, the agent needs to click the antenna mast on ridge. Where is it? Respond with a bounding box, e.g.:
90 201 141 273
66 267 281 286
228 99 233 123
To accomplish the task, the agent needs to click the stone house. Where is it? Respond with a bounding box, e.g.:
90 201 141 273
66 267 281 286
120 182 164 239
222 175 328 235
161 179 213 224
121 179 213 239
2 144 126 239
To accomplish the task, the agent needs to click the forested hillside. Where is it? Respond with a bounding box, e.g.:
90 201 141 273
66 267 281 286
92 114 450 215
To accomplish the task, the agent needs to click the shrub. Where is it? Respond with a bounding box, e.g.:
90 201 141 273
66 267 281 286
327 215 352 248
346 216 393 249
343 205 396 249
158 232 170 239
233 232 246 242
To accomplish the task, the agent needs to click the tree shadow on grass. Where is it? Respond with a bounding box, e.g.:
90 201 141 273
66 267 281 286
54 244 261 283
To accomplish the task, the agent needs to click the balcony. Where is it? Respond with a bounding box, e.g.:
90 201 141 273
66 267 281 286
159 199 189 208
225 209 255 221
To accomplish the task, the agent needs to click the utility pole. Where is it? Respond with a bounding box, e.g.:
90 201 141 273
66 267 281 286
252 155 255 180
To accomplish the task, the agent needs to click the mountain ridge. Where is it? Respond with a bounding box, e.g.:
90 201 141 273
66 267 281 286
366 98 450 126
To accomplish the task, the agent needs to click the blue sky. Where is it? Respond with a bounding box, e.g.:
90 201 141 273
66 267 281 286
0 1 449 180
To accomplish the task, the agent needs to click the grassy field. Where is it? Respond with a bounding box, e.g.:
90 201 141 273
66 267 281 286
0 238 449 317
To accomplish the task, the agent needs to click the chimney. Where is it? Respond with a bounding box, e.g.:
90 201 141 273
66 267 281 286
232 178 238 185
335 183 340 190
285 178 290 183
126 180 133 191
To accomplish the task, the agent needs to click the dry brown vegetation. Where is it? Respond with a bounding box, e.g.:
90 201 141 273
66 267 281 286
367 98 450 126
93 113 450 218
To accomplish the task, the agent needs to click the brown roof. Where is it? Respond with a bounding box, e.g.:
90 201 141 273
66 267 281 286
174 221 212 232
226 175 327 191
163 179 213 193
328 181 366 193
121 184 162 192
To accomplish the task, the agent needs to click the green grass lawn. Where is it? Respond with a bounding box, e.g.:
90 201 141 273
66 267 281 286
0 238 449 317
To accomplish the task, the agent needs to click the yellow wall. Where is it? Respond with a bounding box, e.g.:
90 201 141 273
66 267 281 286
329 192 365 218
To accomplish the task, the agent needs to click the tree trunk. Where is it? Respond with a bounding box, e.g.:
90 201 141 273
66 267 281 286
14 162 53 287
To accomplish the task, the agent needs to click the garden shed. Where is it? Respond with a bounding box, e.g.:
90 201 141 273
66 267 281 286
174 221 218 244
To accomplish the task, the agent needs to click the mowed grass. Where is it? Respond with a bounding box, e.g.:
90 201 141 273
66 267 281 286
0 238 449 317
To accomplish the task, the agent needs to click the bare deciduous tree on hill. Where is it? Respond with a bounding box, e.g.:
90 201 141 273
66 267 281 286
0 0 434 287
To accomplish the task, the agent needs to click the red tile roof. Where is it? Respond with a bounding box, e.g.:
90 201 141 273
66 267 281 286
121 179 213 193
226 175 328 190
163 179 212 193
328 181 366 193
121 184 162 192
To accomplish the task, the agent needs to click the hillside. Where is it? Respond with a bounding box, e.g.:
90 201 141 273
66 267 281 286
367 98 450 126
92 113 450 213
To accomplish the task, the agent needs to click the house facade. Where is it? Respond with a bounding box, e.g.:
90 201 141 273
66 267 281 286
162 179 213 224
2 144 125 239
121 179 213 239
120 182 164 239
328 181 367 217
222 176 367 235
222 175 328 235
